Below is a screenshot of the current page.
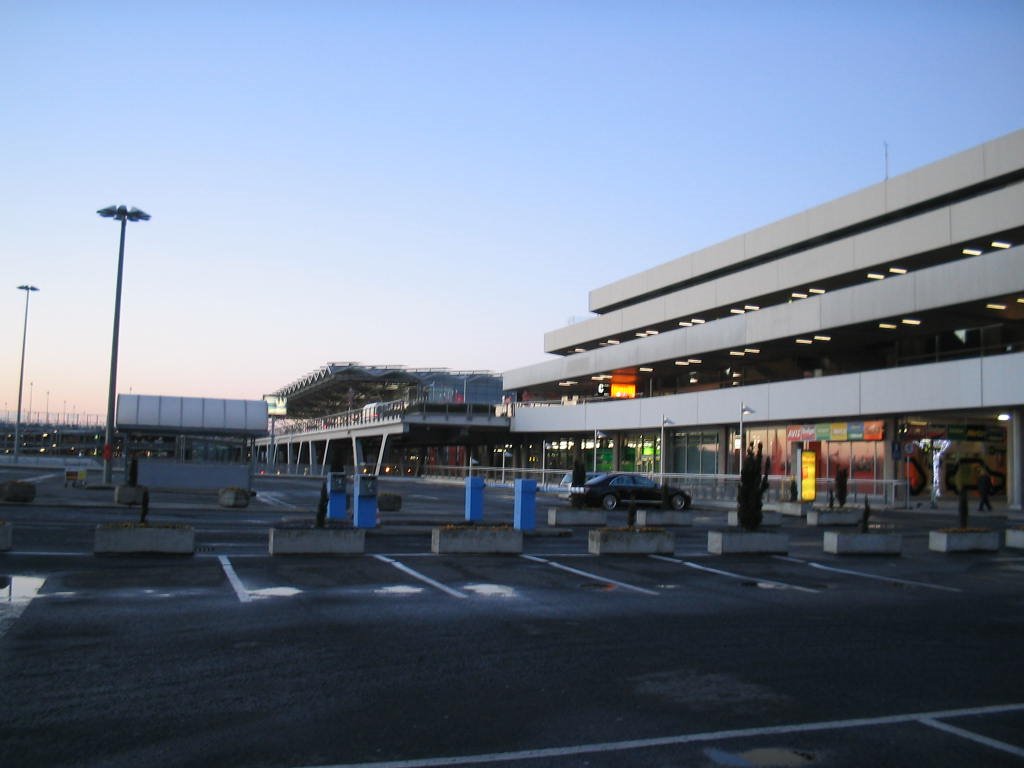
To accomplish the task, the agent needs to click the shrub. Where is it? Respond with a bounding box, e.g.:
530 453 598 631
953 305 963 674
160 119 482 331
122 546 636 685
736 443 770 531
860 498 870 533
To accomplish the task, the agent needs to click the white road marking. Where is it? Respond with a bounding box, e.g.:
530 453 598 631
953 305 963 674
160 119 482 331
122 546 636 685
258 492 298 509
292 702 1024 768
918 716 1024 757
373 555 467 599
0 575 46 639
652 556 818 594
218 555 253 603
20 473 58 483
806 561 962 593
520 554 659 595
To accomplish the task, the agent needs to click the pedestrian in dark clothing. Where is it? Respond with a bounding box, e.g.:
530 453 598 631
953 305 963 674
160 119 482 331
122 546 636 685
977 471 993 512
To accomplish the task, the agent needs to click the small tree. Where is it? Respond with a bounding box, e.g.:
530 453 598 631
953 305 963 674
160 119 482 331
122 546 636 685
139 489 149 525
736 442 770 531
859 497 870 533
316 482 328 528
835 467 849 508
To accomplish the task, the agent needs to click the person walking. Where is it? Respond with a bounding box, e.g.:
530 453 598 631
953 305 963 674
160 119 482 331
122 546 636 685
977 470 993 512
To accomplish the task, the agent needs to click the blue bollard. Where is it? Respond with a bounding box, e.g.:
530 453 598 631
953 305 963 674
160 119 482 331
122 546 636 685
514 479 537 531
465 476 485 522
327 472 348 520
353 475 378 528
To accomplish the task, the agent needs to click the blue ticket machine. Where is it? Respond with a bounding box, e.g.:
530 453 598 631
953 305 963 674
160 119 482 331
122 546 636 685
465 476 485 522
327 472 347 520
513 479 537 531
353 474 378 528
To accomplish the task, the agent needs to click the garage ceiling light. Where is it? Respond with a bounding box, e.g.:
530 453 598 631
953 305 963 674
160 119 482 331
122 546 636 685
867 273 885 280
879 323 897 330
991 241 1011 249
902 318 921 326
962 248 983 256
987 303 1007 310
795 338 813 344
889 267 907 275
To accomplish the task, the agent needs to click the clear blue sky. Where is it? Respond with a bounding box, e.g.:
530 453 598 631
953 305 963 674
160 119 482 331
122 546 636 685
2 0 1022 419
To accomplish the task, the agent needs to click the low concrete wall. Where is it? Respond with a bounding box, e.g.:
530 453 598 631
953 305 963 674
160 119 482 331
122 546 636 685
823 531 902 555
431 526 523 554
807 509 862 527
635 510 693 527
727 511 782 528
547 508 607 526
1006 528 1024 550
138 460 250 491
94 524 195 554
708 531 789 555
929 530 1001 553
0 523 11 551
269 527 365 555
587 528 674 555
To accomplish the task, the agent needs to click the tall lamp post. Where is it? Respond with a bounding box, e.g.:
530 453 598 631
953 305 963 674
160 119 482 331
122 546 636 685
14 284 40 464
97 204 150 485
739 402 755 468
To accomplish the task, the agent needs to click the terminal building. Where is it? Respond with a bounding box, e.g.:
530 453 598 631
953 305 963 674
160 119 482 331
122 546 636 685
502 129 1024 508
255 130 1023 510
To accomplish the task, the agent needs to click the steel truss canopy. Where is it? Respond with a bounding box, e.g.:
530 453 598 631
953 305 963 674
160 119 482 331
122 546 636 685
267 363 503 419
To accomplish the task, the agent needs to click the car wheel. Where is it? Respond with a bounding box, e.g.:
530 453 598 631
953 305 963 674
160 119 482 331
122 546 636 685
601 493 618 511
671 493 691 511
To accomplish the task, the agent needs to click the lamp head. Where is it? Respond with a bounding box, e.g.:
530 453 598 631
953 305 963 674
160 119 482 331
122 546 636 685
17 284 39 292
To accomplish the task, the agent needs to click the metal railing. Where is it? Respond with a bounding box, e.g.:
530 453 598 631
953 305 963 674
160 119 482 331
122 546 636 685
269 400 501 438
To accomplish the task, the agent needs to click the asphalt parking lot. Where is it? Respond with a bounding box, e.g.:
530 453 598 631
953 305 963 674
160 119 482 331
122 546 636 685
2 470 1023 767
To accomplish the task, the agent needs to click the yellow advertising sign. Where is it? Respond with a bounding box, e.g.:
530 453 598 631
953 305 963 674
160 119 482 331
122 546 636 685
801 450 817 502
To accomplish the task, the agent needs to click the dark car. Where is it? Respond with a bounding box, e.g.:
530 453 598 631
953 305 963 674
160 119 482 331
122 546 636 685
580 473 691 511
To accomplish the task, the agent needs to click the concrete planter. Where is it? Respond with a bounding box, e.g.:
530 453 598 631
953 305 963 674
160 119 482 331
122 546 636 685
929 530 1001 553
547 508 607 527
807 509 862 527
1006 528 1024 550
776 502 805 518
431 526 523 554
114 485 148 505
727 511 782 528
587 528 674 555
94 524 194 555
635 509 693 527
218 488 250 508
269 527 365 555
377 493 402 512
708 531 789 555
1 481 36 503
0 522 11 551
823 530 902 555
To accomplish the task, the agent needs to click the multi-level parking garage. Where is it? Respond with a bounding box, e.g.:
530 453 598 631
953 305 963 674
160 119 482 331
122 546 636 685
503 129 1024 509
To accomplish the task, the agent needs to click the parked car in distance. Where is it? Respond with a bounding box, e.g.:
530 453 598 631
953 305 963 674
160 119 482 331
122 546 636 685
580 473 692 511
557 471 601 499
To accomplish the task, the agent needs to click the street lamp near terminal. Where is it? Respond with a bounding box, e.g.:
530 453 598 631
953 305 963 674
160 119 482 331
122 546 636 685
14 284 40 464
97 204 150 485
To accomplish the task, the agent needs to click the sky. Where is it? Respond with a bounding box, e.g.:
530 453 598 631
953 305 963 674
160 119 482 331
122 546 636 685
2 0 1023 422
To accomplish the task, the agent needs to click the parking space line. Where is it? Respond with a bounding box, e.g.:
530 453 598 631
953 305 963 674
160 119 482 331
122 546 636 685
373 555 467 599
651 556 819 594
293 702 1024 768
520 555 659 595
806 561 962 593
918 716 1024 758
218 555 253 603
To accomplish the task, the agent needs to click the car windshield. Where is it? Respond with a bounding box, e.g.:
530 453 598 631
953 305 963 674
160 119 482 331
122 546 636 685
584 474 609 485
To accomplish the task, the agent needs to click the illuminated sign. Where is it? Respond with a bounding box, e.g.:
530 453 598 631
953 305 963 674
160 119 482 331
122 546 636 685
787 420 884 442
801 450 817 502
264 395 287 417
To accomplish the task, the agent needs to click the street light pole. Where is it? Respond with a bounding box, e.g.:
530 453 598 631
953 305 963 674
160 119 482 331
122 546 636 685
97 204 150 485
660 415 673 483
14 284 39 464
